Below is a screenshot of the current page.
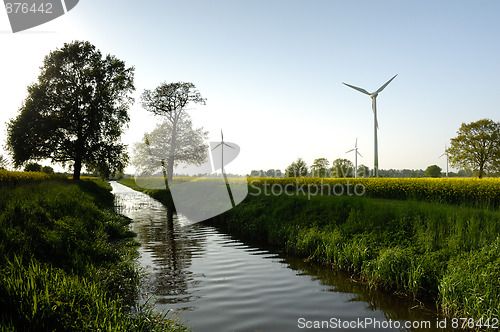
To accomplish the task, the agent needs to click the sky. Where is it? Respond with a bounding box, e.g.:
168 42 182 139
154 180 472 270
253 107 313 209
1 1 499 175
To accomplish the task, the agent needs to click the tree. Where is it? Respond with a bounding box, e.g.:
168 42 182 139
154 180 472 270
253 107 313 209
249 170 264 177
141 82 206 182
41 166 54 174
311 158 329 177
457 169 473 177
357 164 370 178
331 158 354 178
265 169 282 177
24 162 42 172
447 119 500 178
425 165 442 178
112 170 125 180
6 41 134 180
132 116 208 181
285 158 308 177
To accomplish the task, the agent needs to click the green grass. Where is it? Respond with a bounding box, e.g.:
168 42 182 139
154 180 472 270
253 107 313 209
205 191 500 321
0 179 188 331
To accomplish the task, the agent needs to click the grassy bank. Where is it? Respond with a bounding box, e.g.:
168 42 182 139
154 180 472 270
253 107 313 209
119 177 176 210
209 191 500 321
120 176 500 321
0 174 187 331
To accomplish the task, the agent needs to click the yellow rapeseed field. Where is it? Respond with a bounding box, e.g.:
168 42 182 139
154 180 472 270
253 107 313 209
247 177 500 208
0 169 50 186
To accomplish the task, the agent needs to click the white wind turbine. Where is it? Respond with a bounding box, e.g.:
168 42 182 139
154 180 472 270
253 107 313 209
212 130 235 207
346 138 363 178
440 144 449 177
343 74 397 177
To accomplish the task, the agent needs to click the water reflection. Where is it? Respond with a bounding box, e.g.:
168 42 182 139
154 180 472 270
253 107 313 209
112 182 442 331
113 185 206 310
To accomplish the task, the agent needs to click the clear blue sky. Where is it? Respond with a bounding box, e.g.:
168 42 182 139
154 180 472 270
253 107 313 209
1 1 499 175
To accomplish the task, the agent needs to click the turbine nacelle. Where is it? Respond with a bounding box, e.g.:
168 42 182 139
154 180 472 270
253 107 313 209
342 74 397 99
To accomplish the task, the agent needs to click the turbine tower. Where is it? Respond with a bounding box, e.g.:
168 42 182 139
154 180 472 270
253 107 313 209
440 144 449 177
343 74 397 177
212 130 236 207
346 138 363 178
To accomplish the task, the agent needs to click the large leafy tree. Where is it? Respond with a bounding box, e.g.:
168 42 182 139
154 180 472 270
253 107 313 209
132 115 208 180
285 158 308 177
447 119 500 178
331 158 354 178
6 41 134 180
141 82 206 182
311 158 329 177
425 165 442 178
24 162 42 172
357 164 370 178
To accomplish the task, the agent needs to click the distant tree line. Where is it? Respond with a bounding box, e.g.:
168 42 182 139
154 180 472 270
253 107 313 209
23 162 54 174
249 162 477 178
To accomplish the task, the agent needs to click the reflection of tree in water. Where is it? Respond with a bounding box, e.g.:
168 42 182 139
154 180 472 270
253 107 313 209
137 209 207 307
115 190 208 310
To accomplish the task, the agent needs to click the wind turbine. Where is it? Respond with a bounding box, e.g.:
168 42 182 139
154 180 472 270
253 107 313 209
212 130 235 207
440 144 449 177
343 74 397 177
346 138 363 178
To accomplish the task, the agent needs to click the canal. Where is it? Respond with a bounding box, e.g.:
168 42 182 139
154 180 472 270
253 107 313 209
111 181 443 331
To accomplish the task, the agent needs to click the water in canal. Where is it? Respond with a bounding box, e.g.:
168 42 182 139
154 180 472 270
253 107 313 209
111 182 445 331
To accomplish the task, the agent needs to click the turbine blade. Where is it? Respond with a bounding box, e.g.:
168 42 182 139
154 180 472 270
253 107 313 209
346 149 355 153
357 151 363 157
223 142 235 149
212 142 222 150
355 137 358 148
221 130 224 141
375 74 398 94
343 82 370 95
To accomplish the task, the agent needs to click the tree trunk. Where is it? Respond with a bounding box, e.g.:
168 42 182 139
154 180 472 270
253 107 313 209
73 157 82 181
161 159 169 189
167 121 178 182
166 155 174 182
